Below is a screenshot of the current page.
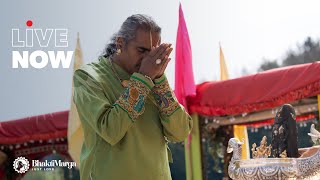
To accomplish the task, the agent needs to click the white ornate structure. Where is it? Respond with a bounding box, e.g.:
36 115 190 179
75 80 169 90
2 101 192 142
227 125 320 179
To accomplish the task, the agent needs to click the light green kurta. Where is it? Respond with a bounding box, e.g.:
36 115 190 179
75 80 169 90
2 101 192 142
73 56 193 180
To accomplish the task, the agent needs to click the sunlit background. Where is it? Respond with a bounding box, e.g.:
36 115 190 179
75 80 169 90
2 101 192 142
1 0 320 121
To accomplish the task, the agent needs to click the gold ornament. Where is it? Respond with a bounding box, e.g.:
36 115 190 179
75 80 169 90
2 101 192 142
251 136 272 158
280 150 287 158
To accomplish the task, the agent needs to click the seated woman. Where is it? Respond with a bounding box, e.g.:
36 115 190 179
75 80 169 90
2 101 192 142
271 104 299 158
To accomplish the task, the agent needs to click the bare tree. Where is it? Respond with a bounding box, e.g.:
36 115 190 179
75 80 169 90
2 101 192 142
258 37 320 72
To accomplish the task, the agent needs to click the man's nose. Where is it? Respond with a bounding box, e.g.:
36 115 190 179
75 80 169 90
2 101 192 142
141 51 150 59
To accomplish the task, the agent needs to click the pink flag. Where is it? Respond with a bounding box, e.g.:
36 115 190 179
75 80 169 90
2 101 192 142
174 3 196 111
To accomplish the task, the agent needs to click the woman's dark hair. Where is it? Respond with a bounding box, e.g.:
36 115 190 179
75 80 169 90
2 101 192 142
102 14 161 59
271 104 299 158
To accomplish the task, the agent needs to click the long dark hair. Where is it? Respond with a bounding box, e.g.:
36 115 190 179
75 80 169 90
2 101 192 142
271 104 299 158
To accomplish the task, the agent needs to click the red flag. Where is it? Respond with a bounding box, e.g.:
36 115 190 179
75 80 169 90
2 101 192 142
174 3 196 110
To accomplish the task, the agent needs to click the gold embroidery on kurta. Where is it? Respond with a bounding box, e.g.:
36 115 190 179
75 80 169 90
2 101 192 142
153 80 180 116
115 78 150 120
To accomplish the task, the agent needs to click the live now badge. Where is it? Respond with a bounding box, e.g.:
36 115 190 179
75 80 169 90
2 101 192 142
11 20 74 69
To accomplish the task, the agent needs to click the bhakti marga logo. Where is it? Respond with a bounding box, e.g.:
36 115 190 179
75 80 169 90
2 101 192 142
11 20 74 69
13 156 30 174
12 156 77 174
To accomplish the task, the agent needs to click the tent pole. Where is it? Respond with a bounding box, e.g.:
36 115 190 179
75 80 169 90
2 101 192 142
318 95 320 131
185 113 203 180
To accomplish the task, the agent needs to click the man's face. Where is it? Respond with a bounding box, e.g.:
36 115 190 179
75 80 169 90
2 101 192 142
118 28 161 74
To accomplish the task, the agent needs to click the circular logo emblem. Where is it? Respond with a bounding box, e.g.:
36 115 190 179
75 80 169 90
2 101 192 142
13 157 30 174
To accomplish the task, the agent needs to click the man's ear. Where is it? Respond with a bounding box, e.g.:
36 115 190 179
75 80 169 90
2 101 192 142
116 37 125 50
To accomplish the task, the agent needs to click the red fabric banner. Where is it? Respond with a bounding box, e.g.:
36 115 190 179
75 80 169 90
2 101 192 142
189 62 320 116
0 111 68 144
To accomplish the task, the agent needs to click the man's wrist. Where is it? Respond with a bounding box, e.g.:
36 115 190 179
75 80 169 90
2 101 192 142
144 74 153 82
132 72 155 90
154 74 167 85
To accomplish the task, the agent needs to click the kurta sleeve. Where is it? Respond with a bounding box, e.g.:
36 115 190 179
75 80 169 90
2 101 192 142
152 74 193 142
73 69 154 146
